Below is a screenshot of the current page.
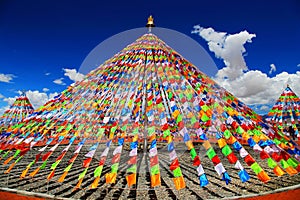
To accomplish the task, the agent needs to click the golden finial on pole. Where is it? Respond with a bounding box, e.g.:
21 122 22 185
146 15 155 32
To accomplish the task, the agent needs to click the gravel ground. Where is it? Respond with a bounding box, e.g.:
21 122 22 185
0 142 299 200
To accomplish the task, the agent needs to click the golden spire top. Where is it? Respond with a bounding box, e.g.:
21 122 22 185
146 15 155 32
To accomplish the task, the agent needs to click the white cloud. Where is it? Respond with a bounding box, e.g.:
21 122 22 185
45 72 51 76
0 73 15 83
63 68 84 82
193 25 300 113
53 78 66 85
214 70 300 105
192 25 256 80
0 93 4 99
269 64 276 74
42 88 49 92
297 64 300 67
2 90 59 111
260 105 270 111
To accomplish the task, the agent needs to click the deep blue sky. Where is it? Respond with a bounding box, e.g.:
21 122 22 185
0 0 299 113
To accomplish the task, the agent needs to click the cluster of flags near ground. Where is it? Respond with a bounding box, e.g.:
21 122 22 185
0 32 299 191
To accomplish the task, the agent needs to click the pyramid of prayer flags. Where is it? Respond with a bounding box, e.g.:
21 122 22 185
0 93 34 130
0 32 299 191
266 85 300 138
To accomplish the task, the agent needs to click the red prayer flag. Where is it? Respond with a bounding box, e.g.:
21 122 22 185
211 155 221 166
99 156 106 165
170 158 179 170
69 153 78 163
128 156 137 165
150 155 159 167
83 157 92 168
227 152 238 164
244 155 256 166
111 154 121 164
259 150 269 160
271 152 282 162
193 155 201 166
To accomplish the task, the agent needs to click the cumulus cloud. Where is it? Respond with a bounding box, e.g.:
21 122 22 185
192 25 300 114
297 64 300 67
260 105 270 111
269 64 276 74
0 93 4 99
42 88 49 92
53 78 66 85
214 70 300 105
2 90 59 111
63 68 84 82
0 73 15 83
192 25 256 80
45 72 51 76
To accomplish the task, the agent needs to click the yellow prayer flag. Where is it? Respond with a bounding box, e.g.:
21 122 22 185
185 140 194 150
202 140 211 150
217 138 226 148
273 165 285 176
106 172 117 184
90 176 100 189
173 176 186 190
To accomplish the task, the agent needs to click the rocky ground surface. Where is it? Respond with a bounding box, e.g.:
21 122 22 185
0 142 299 200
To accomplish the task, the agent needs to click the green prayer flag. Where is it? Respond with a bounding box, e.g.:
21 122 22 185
127 164 137 173
66 124 73 131
267 158 277 168
27 160 35 168
15 156 23 163
148 127 156 135
201 105 209 112
280 160 289 169
3 151 10 158
168 92 173 99
133 128 139 134
51 160 60 170
273 138 281 145
186 93 193 101
206 148 216 160
236 126 244 134
251 162 262 174
287 158 298 168
173 167 182 177
111 126 117 134
222 145 232 157
163 129 171 137
111 163 119 173
13 149 21 157
224 130 231 139
176 114 183 123
40 160 48 170
121 125 127 132
190 148 197 159
79 168 88 180
94 166 103 177
201 113 210 122
179 93 184 100
150 164 160 175
64 163 73 172
190 116 197 124
157 103 164 109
